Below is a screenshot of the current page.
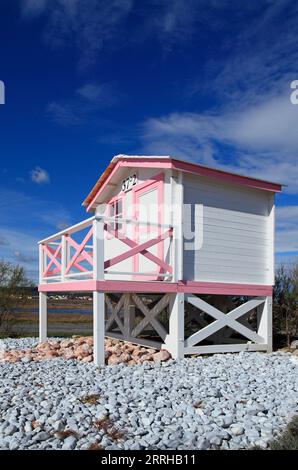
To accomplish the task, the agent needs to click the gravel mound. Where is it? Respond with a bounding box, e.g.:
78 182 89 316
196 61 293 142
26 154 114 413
0 344 297 450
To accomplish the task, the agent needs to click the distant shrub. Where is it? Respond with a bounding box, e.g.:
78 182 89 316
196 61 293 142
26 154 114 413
274 262 298 348
0 260 33 336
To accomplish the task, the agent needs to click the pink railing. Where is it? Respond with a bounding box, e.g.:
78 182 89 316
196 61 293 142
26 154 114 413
39 216 174 284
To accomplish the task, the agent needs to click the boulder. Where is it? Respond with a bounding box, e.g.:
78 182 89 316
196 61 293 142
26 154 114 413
82 355 93 363
153 350 171 362
75 344 92 357
118 353 131 363
44 351 60 360
60 340 74 349
108 355 123 366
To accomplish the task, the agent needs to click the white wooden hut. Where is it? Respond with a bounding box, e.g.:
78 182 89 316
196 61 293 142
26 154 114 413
38 155 282 365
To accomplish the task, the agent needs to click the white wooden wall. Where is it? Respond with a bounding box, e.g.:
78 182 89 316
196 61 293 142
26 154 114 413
183 174 274 285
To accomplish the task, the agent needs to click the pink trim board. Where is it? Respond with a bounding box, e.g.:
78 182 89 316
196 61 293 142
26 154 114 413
39 280 273 296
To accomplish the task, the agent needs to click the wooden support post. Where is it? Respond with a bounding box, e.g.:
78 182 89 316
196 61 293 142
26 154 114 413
164 292 184 359
257 296 273 352
93 291 105 367
39 292 47 343
93 217 105 281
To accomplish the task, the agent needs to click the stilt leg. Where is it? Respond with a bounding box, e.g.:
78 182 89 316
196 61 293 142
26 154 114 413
257 296 273 353
93 291 105 366
39 292 47 343
164 292 184 359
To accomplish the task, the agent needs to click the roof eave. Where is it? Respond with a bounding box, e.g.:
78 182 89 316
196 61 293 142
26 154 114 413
83 155 283 211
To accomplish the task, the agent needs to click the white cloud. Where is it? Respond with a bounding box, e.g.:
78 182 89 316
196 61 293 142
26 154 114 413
275 206 298 253
142 91 298 193
30 166 50 184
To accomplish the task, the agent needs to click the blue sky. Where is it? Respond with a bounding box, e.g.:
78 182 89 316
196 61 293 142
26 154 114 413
0 0 298 281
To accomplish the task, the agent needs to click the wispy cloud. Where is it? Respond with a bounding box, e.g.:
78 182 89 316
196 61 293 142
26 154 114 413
0 236 9 246
47 82 118 127
21 0 134 70
20 0 248 68
76 83 110 103
30 166 50 184
0 188 73 281
0 228 39 279
46 102 83 127
22 0 48 16
276 206 298 254
0 188 71 232
141 0 298 194
14 251 38 264
16 177 26 184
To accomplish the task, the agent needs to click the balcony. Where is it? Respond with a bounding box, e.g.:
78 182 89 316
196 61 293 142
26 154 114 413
38 215 175 286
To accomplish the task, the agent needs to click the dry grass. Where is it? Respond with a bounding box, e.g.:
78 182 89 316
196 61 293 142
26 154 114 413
79 394 101 405
93 416 126 442
107 427 126 442
94 416 114 431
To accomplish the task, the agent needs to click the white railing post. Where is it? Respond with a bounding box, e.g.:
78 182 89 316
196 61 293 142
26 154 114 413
93 217 105 280
39 244 44 284
93 216 105 367
61 235 67 281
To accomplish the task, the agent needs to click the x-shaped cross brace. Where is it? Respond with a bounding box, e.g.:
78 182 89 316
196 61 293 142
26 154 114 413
185 295 265 347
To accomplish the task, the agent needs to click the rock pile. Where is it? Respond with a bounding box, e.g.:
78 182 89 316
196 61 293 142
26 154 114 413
2 337 171 366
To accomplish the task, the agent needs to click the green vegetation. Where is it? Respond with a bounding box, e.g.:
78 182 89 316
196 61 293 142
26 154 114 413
0 260 33 336
274 261 298 348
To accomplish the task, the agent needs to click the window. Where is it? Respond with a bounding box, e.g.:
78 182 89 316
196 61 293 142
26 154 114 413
109 197 123 232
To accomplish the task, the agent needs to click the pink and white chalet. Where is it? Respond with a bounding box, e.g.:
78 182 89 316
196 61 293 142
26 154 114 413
38 155 282 365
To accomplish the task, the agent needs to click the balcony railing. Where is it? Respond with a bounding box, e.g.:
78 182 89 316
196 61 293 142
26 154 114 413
38 215 175 284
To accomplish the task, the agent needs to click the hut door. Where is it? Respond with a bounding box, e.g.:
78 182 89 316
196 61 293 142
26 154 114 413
132 174 164 280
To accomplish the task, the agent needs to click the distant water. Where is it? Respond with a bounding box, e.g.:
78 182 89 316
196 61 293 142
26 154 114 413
14 308 92 315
